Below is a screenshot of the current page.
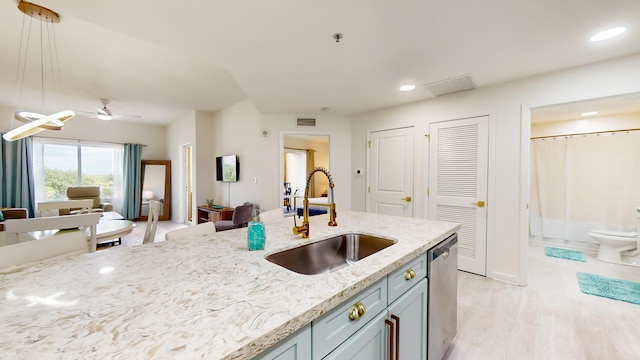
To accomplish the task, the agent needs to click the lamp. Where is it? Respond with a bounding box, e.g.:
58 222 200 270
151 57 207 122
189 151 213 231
143 190 154 200
3 1 75 142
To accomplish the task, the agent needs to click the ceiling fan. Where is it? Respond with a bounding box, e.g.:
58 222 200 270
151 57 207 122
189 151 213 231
76 99 141 121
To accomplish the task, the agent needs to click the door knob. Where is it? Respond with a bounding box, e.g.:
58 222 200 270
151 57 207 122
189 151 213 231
401 196 412 202
471 201 485 207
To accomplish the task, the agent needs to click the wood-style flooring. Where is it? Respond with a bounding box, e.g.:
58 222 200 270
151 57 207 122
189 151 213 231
448 245 640 360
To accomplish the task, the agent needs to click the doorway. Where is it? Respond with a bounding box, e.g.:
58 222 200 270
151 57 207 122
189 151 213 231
528 94 640 251
282 134 330 217
181 143 193 225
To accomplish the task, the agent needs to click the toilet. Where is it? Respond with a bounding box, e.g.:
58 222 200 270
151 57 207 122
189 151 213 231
588 207 640 264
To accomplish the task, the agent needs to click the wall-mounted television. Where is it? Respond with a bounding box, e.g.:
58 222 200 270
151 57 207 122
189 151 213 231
216 154 239 182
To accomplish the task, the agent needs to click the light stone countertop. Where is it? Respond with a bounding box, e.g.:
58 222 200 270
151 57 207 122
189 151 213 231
0 211 459 360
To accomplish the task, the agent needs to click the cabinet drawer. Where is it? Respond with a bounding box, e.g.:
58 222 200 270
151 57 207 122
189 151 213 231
312 277 387 360
387 252 427 304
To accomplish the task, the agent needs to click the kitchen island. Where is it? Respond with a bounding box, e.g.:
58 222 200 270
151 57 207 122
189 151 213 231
0 211 459 359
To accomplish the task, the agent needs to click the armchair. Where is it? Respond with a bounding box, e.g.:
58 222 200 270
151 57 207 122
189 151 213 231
0 208 28 231
65 186 113 214
214 202 254 232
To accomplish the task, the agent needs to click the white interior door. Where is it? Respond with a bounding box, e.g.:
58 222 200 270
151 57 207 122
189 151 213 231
429 116 488 275
367 127 414 217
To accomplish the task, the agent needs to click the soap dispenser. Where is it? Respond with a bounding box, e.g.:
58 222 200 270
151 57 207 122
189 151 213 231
247 210 265 251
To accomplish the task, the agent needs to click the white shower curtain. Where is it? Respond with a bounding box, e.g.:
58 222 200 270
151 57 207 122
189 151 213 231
530 132 640 244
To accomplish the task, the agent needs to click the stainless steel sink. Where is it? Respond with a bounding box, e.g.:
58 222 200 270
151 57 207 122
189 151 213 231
265 233 395 275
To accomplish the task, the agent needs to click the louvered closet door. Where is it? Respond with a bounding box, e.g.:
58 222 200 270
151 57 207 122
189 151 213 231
429 116 488 275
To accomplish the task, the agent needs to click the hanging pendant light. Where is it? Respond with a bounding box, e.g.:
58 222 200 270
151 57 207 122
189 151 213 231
3 1 75 142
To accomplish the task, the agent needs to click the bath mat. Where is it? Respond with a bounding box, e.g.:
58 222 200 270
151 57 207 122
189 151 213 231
544 247 586 262
577 272 640 305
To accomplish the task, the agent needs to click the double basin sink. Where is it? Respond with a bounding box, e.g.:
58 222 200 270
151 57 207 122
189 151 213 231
265 233 396 275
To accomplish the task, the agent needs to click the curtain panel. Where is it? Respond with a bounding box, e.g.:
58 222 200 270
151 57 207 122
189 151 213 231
530 132 640 243
122 144 143 219
0 135 36 216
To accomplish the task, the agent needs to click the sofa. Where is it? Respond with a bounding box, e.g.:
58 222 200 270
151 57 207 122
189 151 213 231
0 208 28 231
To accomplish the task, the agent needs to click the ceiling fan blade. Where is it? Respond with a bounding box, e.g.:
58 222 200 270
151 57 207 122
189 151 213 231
116 113 142 119
73 109 96 115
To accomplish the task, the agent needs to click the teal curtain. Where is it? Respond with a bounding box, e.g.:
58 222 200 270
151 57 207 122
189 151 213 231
122 143 143 219
0 135 36 217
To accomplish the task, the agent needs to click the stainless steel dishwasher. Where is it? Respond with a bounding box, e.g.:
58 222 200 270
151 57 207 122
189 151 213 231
428 233 458 360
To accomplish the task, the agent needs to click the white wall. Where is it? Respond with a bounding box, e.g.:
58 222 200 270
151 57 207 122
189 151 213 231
0 106 168 159
209 100 353 214
195 111 217 204
531 112 640 138
351 53 640 285
211 100 264 208
167 111 196 224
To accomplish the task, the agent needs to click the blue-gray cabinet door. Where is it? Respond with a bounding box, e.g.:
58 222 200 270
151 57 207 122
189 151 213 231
253 325 311 360
323 310 389 360
388 278 428 360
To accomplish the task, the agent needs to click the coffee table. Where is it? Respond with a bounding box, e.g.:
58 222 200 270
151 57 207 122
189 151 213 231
95 212 135 247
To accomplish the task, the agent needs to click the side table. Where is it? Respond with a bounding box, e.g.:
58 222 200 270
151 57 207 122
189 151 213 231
197 206 234 224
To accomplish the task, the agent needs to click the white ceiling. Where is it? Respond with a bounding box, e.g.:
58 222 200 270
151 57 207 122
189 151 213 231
1 0 639 125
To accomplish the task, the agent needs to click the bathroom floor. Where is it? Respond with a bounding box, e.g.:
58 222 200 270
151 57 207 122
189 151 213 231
448 244 640 360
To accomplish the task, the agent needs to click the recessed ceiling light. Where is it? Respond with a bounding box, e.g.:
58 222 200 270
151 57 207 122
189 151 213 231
399 85 416 91
590 27 626 42
581 111 598 117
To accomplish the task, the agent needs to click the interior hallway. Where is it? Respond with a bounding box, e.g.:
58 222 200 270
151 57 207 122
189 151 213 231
449 245 640 359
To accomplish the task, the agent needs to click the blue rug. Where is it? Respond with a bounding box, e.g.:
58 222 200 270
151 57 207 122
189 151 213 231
577 272 640 305
544 247 586 262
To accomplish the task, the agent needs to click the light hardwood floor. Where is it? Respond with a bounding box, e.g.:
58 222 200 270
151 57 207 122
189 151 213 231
448 245 640 360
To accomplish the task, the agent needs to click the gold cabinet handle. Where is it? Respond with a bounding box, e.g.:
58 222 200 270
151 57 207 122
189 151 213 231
401 196 412 202
348 301 366 320
404 269 416 280
471 201 485 207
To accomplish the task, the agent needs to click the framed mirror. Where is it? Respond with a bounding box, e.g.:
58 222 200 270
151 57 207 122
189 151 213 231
138 160 171 221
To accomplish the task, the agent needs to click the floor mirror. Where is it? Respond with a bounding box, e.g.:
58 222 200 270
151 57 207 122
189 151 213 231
138 160 171 221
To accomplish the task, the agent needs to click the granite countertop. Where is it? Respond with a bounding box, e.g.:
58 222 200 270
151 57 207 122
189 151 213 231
0 211 459 359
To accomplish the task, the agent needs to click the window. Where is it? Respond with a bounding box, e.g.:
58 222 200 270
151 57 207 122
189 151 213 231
33 138 124 212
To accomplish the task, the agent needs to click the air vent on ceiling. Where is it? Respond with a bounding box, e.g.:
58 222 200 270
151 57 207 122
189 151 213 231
297 118 316 126
423 74 476 96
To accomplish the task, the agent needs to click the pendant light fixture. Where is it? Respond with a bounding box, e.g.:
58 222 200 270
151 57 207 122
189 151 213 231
3 1 75 142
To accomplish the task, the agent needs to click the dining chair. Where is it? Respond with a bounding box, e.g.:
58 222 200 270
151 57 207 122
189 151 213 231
142 199 161 244
165 222 215 241
0 213 101 268
38 199 93 217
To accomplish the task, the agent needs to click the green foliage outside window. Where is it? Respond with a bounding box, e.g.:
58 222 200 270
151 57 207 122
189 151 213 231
44 168 113 200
